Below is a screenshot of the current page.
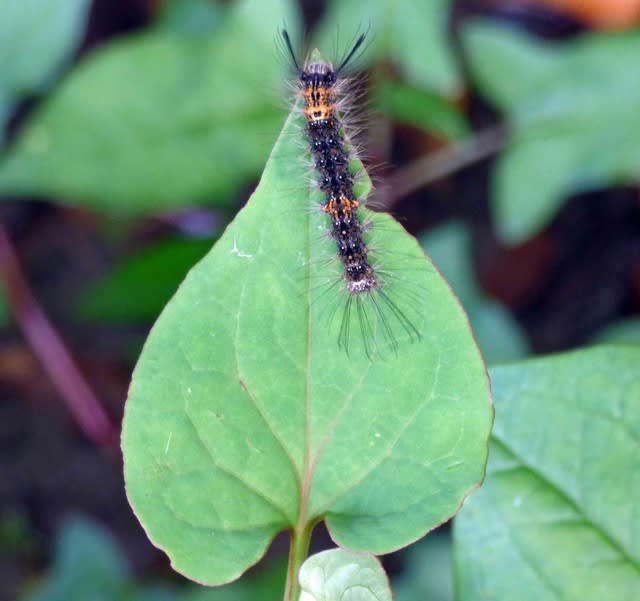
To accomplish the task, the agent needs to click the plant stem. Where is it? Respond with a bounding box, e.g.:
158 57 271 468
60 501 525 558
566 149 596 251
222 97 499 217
284 522 314 601
387 124 507 203
0 222 117 446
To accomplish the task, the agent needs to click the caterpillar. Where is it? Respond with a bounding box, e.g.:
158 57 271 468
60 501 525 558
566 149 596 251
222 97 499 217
282 30 419 356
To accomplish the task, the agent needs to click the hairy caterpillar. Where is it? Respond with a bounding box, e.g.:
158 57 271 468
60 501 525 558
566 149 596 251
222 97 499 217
282 30 419 357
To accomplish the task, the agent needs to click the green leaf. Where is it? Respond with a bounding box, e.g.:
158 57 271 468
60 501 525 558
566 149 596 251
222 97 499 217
591 317 640 346
122 103 492 584
316 0 461 96
298 548 392 601
0 0 90 109
422 221 529 364
0 283 9 327
21 517 286 601
0 509 35 556
0 0 300 212
463 23 640 244
76 237 214 323
454 346 640 601
27 516 130 601
470 300 529 365
421 222 477 308
25 515 286 601
181 560 286 601
375 80 469 141
392 533 453 601
155 0 225 36
0 88 12 145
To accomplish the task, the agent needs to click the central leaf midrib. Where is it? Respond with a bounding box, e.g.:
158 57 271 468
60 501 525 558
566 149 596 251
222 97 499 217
299 135 315 532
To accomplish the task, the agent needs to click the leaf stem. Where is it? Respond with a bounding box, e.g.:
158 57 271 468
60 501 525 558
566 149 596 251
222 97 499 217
284 522 314 601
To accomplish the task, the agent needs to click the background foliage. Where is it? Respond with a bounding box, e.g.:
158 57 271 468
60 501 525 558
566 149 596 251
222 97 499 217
1 0 639 600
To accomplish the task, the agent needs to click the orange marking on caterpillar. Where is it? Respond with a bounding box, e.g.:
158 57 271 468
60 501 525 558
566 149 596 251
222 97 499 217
303 87 335 122
323 196 360 218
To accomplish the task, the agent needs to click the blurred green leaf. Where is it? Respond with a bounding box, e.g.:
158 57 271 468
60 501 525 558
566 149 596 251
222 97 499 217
0 284 9 326
24 515 286 601
122 100 492 585
76 237 214 323
464 23 640 244
27 516 130 601
155 0 225 36
393 533 453 601
454 346 640 600
299 549 392 601
181 560 286 601
375 80 468 141
591 317 640 345
0 509 34 555
0 0 91 141
421 222 476 307
471 300 529 364
422 221 529 364
316 0 461 97
0 0 299 212
0 88 12 145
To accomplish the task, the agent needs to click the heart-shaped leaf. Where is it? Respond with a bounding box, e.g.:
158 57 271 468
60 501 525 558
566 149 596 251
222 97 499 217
299 548 391 601
122 103 492 587
463 23 640 244
454 346 640 600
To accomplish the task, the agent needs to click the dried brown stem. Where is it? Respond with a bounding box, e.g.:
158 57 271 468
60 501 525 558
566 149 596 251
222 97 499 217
388 124 507 203
0 222 117 446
